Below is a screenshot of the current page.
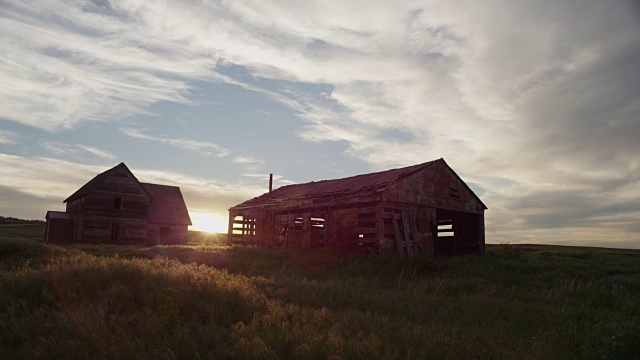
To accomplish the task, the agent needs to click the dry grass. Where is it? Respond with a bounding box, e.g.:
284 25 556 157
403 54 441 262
1 225 639 359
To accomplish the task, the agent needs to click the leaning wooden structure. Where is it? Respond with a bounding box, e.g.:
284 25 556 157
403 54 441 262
45 163 191 245
228 158 486 255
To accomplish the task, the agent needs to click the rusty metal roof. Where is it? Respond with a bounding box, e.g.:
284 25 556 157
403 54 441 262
231 159 443 209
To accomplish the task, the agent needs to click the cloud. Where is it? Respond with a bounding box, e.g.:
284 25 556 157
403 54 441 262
39 141 116 161
1 0 639 246
0 154 107 199
0 129 19 144
0 0 219 130
233 155 265 164
120 128 229 157
77 145 117 161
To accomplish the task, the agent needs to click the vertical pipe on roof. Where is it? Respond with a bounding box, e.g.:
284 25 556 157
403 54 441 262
269 174 273 193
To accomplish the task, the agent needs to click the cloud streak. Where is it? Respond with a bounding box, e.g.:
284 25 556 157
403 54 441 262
120 128 230 158
233 156 265 165
39 141 116 161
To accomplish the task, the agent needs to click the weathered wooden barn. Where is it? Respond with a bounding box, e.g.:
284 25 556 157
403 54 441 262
44 163 191 245
228 158 486 255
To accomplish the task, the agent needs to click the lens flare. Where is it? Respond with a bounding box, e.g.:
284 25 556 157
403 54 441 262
189 211 227 233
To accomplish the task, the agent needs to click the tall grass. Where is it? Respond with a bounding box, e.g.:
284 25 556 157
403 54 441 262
1 226 639 359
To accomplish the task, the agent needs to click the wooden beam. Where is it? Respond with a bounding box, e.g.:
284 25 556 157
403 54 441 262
401 209 414 256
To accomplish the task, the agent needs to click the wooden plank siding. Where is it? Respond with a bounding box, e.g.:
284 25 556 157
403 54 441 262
228 159 486 256
47 163 191 245
72 170 150 244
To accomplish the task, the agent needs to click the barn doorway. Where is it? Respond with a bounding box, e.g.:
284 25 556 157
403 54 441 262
434 209 482 255
111 223 119 242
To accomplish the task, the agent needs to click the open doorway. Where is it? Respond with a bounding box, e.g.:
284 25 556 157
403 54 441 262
111 223 119 242
434 209 482 255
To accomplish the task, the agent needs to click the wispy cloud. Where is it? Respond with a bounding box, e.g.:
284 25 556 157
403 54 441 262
233 155 265 164
121 128 229 157
1 0 639 246
39 141 76 156
77 145 117 161
40 141 116 161
0 129 19 144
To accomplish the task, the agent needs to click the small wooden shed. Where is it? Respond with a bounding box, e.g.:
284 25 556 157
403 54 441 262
45 163 191 245
228 158 487 255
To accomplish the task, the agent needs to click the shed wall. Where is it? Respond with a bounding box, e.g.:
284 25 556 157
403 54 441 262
147 224 188 245
69 170 150 243
228 161 485 255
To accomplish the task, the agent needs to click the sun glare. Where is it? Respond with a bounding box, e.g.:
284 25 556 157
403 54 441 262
189 212 228 233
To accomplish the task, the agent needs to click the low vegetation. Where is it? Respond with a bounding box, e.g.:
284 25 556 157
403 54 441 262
1 223 639 359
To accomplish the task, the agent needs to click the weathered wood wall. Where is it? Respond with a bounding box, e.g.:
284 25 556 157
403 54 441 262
44 218 74 243
146 224 188 245
229 160 485 255
67 170 150 244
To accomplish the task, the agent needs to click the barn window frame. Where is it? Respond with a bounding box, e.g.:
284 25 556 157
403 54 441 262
114 197 123 209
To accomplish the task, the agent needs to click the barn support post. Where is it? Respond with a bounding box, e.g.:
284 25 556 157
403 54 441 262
393 211 406 256
401 209 414 256
479 214 485 253
227 212 234 246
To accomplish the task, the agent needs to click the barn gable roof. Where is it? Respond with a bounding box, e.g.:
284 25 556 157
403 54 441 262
63 162 192 225
64 162 150 203
141 183 192 225
231 158 487 210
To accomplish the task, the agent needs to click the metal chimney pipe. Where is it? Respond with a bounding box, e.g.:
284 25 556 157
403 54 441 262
269 173 273 192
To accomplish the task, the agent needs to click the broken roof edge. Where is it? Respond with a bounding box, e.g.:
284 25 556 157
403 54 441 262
229 158 488 211
229 159 445 211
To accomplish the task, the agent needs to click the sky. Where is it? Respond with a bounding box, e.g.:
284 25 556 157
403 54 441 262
1 0 639 248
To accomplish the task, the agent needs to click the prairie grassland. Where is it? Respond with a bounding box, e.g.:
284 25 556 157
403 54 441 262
1 224 639 359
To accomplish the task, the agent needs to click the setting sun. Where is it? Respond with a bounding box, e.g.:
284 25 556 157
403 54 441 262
189 211 228 233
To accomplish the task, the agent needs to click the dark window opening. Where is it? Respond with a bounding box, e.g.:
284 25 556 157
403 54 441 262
114 197 122 209
232 215 256 236
449 188 460 198
232 215 244 234
437 220 454 237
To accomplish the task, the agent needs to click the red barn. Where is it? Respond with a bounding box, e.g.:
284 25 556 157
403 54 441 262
44 163 191 245
228 158 486 255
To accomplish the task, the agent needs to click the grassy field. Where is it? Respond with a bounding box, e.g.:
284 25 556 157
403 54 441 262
1 224 639 359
